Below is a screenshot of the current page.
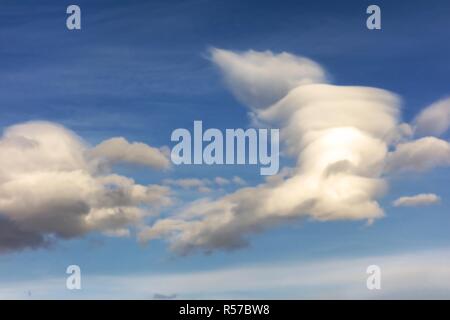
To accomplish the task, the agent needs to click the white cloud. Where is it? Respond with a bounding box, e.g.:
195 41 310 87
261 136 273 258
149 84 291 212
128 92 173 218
393 193 440 207
0 121 171 252
210 48 327 109
141 49 404 254
90 137 170 169
414 98 450 136
385 137 450 173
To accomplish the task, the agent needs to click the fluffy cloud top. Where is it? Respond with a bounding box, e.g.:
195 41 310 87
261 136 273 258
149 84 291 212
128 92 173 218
0 121 171 252
210 48 327 109
393 194 441 207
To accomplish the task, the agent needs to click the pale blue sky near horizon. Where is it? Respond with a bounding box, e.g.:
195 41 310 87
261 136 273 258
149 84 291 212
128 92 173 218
0 0 450 298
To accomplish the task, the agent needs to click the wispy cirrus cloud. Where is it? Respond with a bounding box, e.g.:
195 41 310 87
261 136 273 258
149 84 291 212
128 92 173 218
162 176 246 193
385 137 450 173
90 137 170 169
2 248 450 299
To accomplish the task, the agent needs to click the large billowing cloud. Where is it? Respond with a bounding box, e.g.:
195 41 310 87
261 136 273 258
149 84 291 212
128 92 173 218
0 121 171 252
139 49 398 253
385 137 450 173
139 49 450 254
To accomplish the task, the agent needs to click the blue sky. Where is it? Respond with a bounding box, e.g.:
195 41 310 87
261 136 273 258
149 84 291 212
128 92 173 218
0 0 450 299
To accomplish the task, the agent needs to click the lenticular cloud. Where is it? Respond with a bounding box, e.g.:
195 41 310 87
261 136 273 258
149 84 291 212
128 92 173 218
140 48 449 254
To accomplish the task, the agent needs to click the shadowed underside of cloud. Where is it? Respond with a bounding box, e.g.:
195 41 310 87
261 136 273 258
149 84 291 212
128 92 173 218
385 137 450 173
0 121 171 252
0 217 47 253
139 48 450 254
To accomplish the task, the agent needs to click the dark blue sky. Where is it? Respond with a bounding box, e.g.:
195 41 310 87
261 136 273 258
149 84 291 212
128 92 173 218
1 0 449 143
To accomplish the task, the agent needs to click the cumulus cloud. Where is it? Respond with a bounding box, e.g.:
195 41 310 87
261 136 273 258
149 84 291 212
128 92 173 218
385 137 450 173
414 98 450 136
90 137 170 169
393 193 441 207
0 218 48 254
140 49 407 254
3 248 450 299
0 121 171 252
